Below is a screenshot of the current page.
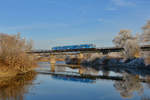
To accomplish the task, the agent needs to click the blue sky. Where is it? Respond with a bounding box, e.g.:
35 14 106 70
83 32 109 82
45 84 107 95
0 0 150 49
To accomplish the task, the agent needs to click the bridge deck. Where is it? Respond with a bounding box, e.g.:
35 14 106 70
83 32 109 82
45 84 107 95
29 45 150 54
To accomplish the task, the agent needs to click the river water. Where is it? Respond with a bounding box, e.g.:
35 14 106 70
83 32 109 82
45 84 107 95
0 61 150 100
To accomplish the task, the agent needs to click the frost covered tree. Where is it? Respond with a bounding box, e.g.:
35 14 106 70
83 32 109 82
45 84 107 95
139 20 150 63
124 39 140 58
113 30 140 58
140 20 150 44
112 30 133 47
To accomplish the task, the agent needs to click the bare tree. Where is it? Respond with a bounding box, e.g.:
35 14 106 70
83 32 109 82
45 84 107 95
124 39 140 58
112 30 133 47
140 20 150 44
139 20 150 62
113 30 140 58
0 33 36 74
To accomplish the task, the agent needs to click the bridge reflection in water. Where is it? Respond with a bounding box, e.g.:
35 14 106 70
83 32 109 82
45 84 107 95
37 63 150 99
39 64 150 83
1 63 150 100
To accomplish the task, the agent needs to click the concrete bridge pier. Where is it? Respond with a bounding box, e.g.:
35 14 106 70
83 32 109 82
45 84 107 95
50 54 56 72
77 53 84 64
50 54 56 64
78 53 84 59
50 64 56 72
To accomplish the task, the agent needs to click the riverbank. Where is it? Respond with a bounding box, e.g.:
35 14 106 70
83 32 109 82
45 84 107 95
65 55 150 74
0 63 37 78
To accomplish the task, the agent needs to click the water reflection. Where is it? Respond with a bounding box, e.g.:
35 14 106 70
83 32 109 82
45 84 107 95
1 62 150 100
141 96 150 100
52 75 96 83
47 63 150 99
114 73 143 98
79 67 99 75
0 71 37 100
49 64 96 83
51 64 55 72
146 76 150 88
50 64 110 76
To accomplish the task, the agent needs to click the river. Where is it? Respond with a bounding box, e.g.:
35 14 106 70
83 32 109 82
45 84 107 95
0 61 150 100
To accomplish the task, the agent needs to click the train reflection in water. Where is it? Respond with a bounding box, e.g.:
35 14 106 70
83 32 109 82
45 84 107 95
36 63 150 83
52 75 96 83
41 63 150 99
35 62 150 99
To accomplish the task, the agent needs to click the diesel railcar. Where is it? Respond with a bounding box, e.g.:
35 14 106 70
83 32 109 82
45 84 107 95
52 44 96 50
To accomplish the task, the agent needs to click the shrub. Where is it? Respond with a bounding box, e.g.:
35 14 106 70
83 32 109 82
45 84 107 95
0 33 36 74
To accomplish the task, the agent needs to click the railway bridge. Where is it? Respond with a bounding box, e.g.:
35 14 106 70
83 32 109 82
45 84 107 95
28 45 150 65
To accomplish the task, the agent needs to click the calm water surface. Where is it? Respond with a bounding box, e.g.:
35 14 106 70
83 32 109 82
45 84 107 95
1 61 150 100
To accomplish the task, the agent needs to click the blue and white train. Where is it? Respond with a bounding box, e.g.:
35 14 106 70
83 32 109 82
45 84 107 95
52 44 96 50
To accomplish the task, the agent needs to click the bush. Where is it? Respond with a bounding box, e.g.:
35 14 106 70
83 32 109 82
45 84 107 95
0 33 36 74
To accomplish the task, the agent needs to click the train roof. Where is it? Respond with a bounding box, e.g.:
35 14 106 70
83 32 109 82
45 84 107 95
52 44 95 48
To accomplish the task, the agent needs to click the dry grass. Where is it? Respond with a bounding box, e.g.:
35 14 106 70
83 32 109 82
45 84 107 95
0 33 37 76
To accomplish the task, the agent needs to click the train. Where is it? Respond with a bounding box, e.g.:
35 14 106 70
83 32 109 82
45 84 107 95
52 44 96 50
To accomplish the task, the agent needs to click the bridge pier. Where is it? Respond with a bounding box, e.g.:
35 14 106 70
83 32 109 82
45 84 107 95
50 54 56 72
102 51 109 55
50 54 56 64
50 64 56 72
77 53 84 64
78 53 84 59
